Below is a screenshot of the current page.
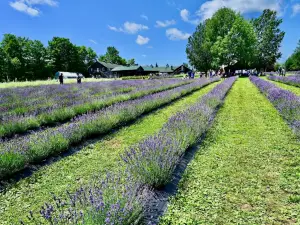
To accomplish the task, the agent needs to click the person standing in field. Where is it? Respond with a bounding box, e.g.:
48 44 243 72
77 73 82 84
59 73 64 85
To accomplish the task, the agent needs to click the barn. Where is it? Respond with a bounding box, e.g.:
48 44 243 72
173 65 192 75
112 66 144 77
88 61 120 78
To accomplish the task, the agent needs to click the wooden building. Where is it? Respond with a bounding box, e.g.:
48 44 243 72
112 66 144 77
88 61 192 77
173 65 192 75
88 61 120 78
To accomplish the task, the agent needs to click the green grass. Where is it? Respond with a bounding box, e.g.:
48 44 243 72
161 78 300 224
264 77 300 96
0 82 219 224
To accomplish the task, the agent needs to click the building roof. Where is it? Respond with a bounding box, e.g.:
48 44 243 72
156 67 174 73
112 66 143 72
98 61 121 69
143 67 160 72
142 66 174 73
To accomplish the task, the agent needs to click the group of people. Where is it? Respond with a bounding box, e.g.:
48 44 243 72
58 73 82 85
278 67 286 76
183 71 196 79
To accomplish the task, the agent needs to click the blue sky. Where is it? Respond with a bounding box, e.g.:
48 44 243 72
1 0 300 66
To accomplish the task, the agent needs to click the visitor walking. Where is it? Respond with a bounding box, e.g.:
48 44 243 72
59 73 64 85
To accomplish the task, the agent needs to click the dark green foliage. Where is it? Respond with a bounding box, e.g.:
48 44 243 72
285 40 300 71
251 9 285 71
98 46 127 65
0 34 118 81
187 8 285 73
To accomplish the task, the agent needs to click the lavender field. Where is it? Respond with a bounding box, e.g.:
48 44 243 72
0 77 299 225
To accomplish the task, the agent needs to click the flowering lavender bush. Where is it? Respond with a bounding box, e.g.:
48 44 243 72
0 78 220 179
20 172 146 225
268 75 300 87
122 77 237 188
0 79 193 138
250 76 300 136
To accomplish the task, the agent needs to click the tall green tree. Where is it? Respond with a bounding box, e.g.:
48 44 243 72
211 15 257 69
98 46 127 65
285 40 300 71
127 58 135 65
48 37 78 72
252 9 285 71
186 22 212 74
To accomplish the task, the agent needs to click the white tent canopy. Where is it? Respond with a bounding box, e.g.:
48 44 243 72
55 72 84 79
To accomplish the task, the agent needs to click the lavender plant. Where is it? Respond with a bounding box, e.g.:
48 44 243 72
250 76 300 136
20 172 146 225
268 75 300 87
122 77 237 188
1 79 194 138
0 78 220 179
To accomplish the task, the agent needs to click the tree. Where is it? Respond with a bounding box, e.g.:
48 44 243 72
48 37 78 72
252 9 285 71
127 58 135 65
285 40 300 71
155 63 158 67
186 23 212 74
166 64 169 68
98 46 127 65
211 14 257 70
0 47 9 81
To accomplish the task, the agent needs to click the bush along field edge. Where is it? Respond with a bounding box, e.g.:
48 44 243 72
20 77 237 225
0 78 220 180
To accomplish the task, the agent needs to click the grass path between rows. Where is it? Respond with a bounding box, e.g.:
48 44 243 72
264 77 300 95
161 78 300 224
0 81 219 224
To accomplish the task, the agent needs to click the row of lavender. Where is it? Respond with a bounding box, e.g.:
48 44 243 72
21 77 237 225
268 75 300 87
250 76 300 137
0 79 193 138
0 78 219 179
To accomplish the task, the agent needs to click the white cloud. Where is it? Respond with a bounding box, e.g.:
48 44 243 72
142 54 147 57
24 0 58 6
136 35 150 45
180 9 200 25
147 46 153 49
155 20 176 28
124 22 148 34
166 28 191 41
9 0 58 16
108 25 119 32
10 1 40 16
89 39 98 45
292 4 300 16
197 0 283 21
141 14 148 20
108 22 149 34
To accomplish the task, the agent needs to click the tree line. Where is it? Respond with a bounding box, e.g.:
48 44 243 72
0 34 135 82
186 8 285 74
285 40 300 71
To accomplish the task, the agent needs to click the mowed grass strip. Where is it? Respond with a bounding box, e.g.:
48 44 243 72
264 77 300 95
0 82 219 224
161 78 300 225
